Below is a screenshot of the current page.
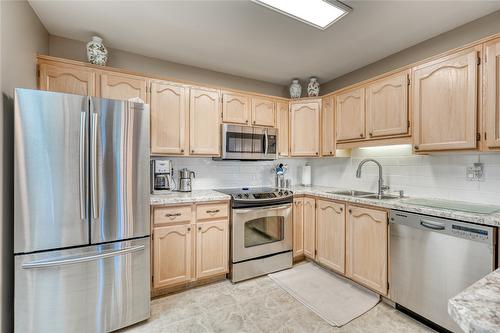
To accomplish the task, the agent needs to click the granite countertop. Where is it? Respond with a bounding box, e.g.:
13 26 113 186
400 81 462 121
290 185 500 227
150 189 230 205
448 269 500 333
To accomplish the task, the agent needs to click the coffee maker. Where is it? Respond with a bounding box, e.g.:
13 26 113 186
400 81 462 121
178 168 195 192
151 159 174 194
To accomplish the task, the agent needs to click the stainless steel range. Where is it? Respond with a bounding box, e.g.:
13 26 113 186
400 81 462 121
217 187 293 282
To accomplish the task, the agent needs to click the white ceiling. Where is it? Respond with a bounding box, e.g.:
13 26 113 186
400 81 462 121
29 0 500 85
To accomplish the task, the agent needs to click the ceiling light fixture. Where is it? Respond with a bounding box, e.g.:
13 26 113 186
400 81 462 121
253 0 351 30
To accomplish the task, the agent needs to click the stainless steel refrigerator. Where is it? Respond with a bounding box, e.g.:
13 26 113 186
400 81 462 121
13 88 151 333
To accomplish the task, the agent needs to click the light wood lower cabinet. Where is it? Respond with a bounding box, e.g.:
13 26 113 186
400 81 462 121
483 38 500 149
292 197 304 258
316 200 345 274
153 224 193 289
196 220 229 278
303 197 316 259
346 205 388 295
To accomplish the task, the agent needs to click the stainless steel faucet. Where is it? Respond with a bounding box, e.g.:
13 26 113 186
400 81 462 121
356 159 390 199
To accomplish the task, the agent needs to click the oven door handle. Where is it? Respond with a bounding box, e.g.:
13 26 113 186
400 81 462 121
233 204 291 214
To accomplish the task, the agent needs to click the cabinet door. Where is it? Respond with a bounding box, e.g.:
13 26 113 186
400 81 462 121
251 97 275 127
189 87 221 156
303 197 316 259
316 200 345 274
99 71 148 102
222 92 250 125
150 81 188 155
153 224 192 289
346 205 387 295
335 88 365 141
484 38 500 149
413 47 479 152
292 198 304 258
366 71 409 138
39 62 96 96
290 101 321 157
321 96 335 156
276 101 290 157
196 220 229 279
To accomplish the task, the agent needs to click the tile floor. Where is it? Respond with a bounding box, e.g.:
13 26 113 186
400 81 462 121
122 276 434 333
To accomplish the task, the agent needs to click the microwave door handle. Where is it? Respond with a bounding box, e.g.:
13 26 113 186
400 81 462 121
264 129 268 155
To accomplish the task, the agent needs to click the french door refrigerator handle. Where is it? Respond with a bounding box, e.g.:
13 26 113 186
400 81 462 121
79 111 87 220
21 244 146 269
91 112 99 219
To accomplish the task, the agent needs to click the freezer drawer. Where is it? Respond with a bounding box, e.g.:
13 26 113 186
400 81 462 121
14 237 150 333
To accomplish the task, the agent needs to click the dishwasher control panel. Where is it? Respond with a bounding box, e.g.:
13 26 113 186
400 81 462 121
451 224 490 241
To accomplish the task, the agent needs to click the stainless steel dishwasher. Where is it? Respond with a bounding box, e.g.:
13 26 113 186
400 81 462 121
389 210 496 333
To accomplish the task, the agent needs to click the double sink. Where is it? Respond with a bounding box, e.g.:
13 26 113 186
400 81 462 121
327 190 401 200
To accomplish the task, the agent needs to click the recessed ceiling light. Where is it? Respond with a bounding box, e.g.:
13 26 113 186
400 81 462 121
253 0 351 30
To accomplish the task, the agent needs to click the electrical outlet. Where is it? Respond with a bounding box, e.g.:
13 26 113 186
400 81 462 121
466 162 484 181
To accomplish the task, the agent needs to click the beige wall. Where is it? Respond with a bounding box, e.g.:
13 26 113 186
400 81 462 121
48 35 288 97
0 1 48 332
322 10 500 93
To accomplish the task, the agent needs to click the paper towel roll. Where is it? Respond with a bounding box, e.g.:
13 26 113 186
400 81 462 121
302 164 311 186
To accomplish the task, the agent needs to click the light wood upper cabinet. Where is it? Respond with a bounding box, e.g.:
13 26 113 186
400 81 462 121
303 197 316 259
413 47 480 152
251 97 275 127
316 200 345 274
150 81 188 155
99 71 148 102
153 224 192 289
293 197 304 258
189 87 221 156
321 96 335 156
39 62 96 96
290 100 321 157
196 220 229 279
484 38 500 149
276 101 290 157
346 205 387 295
366 71 409 138
222 92 250 125
336 88 365 141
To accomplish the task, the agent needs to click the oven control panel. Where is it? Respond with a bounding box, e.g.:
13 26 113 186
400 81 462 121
233 189 293 201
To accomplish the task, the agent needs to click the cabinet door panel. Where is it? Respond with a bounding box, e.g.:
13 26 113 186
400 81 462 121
321 96 335 156
39 63 95 96
189 87 221 156
316 200 345 274
346 206 387 295
222 92 250 125
276 101 290 157
484 38 500 149
99 72 147 102
413 48 479 151
290 101 321 156
293 198 304 258
150 81 187 155
251 97 275 127
303 198 316 259
153 225 192 288
336 88 365 141
196 220 229 278
366 71 409 138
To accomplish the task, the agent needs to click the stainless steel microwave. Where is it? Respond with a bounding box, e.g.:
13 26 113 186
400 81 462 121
220 124 278 160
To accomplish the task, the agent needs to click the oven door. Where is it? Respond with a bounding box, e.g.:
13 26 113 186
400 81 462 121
232 203 292 262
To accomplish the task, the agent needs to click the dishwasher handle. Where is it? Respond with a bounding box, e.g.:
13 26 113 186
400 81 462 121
420 219 445 230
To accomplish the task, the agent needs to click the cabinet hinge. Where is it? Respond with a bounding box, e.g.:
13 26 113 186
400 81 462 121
407 120 410 129
387 282 390 291
485 132 487 141
477 57 481 66
315 249 317 255
476 132 481 141
407 75 410 86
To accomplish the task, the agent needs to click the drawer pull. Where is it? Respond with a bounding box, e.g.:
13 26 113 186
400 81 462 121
165 213 181 218
206 209 220 214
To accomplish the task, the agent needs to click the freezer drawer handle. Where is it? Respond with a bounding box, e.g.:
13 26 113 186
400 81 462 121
420 219 445 230
21 244 145 269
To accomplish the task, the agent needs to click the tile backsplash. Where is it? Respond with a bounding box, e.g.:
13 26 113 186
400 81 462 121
160 145 500 205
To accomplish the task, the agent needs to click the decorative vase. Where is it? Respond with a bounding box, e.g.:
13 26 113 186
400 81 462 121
289 79 302 99
307 77 320 97
86 36 108 66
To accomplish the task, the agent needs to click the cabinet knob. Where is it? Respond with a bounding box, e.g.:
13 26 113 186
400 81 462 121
253 121 256 125
360 133 364 138
414 145 419 150
191 150 195 153
315 152 319 156
340 207 343 212
187 227 191 231
198 226 202 231
181 149 184 153
369 133 373 137
329 151 333 154
348 209 352 214
245 120 249 124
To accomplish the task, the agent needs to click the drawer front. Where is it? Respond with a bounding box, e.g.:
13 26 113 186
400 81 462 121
154 205 192 225
196 203 229 221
